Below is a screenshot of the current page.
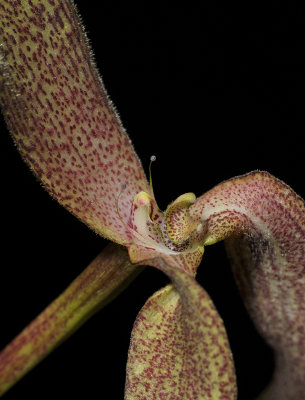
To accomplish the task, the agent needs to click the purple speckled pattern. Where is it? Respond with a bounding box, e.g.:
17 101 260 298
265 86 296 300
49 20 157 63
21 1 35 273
125 260 237 400
0 0 150 245
191 171 305 400
0 2 237 398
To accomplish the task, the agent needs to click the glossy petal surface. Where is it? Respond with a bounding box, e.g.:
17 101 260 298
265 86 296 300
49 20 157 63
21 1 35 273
0 0 149 244
190 171 305 399
125 260 237 400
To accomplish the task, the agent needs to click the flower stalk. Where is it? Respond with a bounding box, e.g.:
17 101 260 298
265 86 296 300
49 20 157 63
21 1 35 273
0 244 140 396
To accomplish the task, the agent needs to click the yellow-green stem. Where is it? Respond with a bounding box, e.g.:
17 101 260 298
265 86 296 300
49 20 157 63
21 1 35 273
0 243 140 396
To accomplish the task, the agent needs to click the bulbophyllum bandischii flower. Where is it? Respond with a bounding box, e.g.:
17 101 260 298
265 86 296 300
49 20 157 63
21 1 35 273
0 1 236 398
0 1 304 400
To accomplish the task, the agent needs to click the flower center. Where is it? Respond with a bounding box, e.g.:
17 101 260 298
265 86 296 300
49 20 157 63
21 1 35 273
127 191 206 255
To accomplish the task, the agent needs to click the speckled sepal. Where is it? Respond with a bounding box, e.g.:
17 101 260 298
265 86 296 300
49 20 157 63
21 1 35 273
190 171 305 399
0 0 150 244
125 262 237 400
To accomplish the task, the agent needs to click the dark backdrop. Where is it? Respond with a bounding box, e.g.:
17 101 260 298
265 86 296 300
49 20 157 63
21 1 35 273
0 1 303 399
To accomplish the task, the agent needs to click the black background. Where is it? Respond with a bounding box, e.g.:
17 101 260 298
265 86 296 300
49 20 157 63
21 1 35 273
0 1 304 399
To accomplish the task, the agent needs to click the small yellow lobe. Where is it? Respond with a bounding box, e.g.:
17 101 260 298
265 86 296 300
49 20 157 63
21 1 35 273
135 191 152 207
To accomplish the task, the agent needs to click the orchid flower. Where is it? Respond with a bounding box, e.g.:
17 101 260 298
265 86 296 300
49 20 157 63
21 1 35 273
0 1 304 399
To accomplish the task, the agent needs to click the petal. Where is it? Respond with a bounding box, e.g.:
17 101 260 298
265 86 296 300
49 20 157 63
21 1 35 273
129 191 167 249
0 243 140 396
0 0 150 244
128 244 204 276
190 171 305 399
164 192 199 244
125 262 237 400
